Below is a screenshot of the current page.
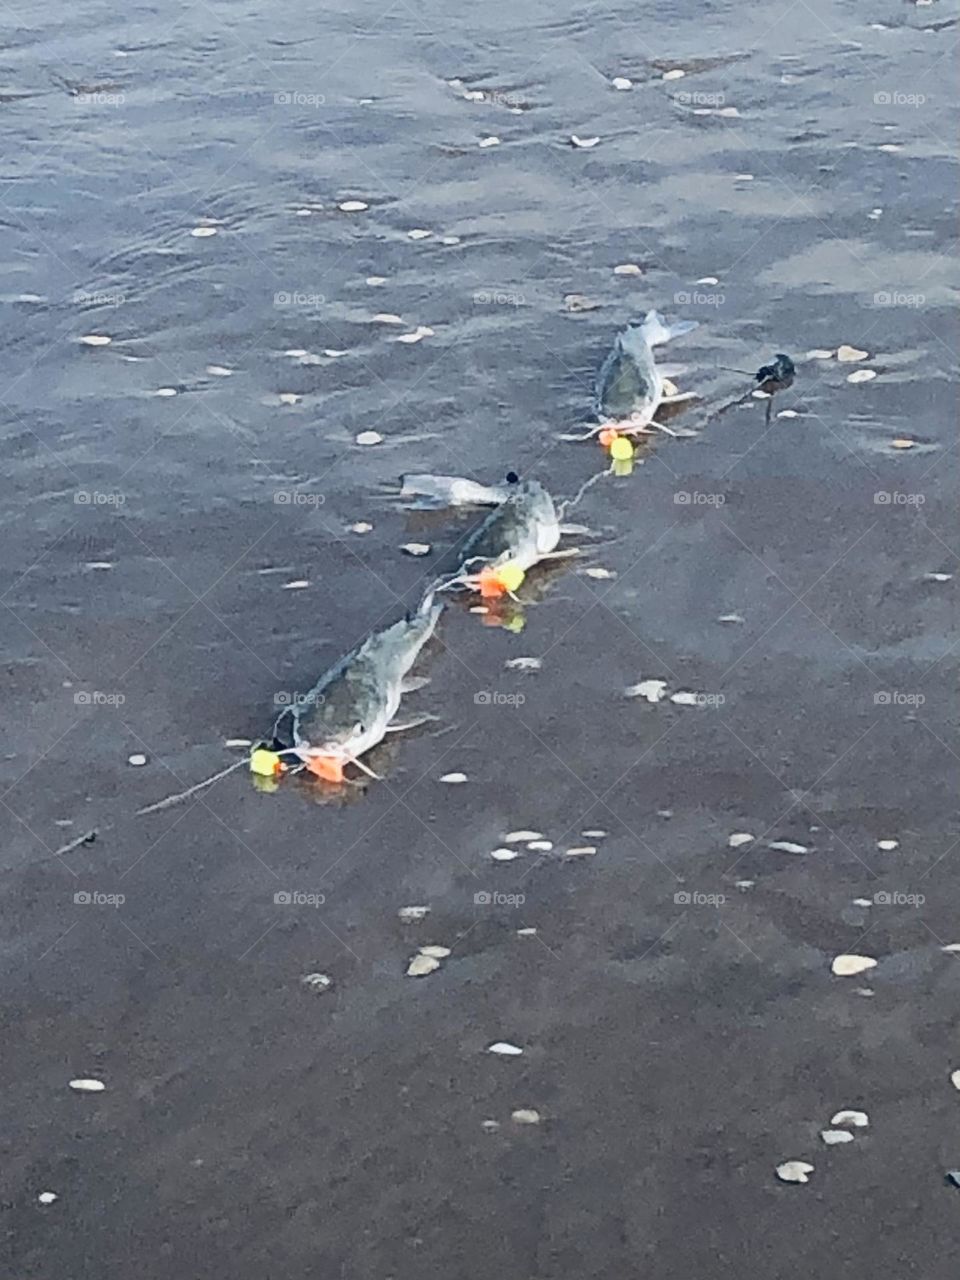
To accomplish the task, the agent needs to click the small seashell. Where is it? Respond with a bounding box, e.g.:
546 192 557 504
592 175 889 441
728 832 754 848
625 679 668 703
670 691 701 706
570 135 600 149
355 431 383 446
366 275 387 286
527 840 553 852
351 522 373 533
505 657 541 671
564 845 597 858
662 68 686 81
583 567 615 579
153 387 177 397
806 349 834 359
516 927 537 936
847 369 876 383
776 1160 814 1184
79 334 112 346
439 772 467 783
696 276 719 285
127 754 147 767
206 365 232 376
69 1078 105 1092
490 847 520 862
407 228 432 240
611 77 632 90
338 200 369 212
837 344 869 362
820 1129 855 1145
511 1108 541 1124
718 613 745 623
406 953 440 977
190 226 218 237
830 1109 869 1127
282 580 310 590
504 830 543 843
401 542 431 556
831 955 877 977
225 738 253 748
877 839 899 851
487 1041 523 1055
769 840 807 854
582 829 607 839
478 136 501 148
890 437 916 449
398 905 430 922
300 972 332 992
613 263 643 276
419 945 451 958
37 1191 59 1204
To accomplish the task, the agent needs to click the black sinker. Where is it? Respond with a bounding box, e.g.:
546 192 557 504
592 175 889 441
755 353 796 384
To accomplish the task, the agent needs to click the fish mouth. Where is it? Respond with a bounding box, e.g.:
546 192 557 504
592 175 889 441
296 744 352 784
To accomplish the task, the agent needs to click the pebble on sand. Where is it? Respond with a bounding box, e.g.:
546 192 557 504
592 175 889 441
37 1191 59 1204
69 1078 106 1093
662 68 686 80
613 263 643 275
504 830 543 843
837 344 869 362
406 953 440 978
776 1160 814 1184
398 905 430 922
351 522 373 534
820 1129 855 1145
401 543 431 556
407 228 432 240
831 955 877 977
356 431 383 446
491 847 521 862
831 1109 869 1127
504 657 541 671
487 1041 523 1056
372 313 404 325
79 334 112 346
127 754 147 767
190 226 218 237
439 772 468 784
511 1109 541 1124
728 832 754 848
611 76 632 90
847 369 876 383
877 839 899 851
570 135 600 149
478 136 501 148
338 200 369 211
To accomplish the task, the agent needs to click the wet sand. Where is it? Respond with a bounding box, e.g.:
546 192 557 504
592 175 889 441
2 1 959 1276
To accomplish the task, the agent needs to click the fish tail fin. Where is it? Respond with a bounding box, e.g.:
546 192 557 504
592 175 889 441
641 311 699 346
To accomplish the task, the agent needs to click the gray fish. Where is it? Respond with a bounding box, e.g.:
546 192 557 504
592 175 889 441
455 479 561 579
272 591 442 781
595 310 698 428
398 473 511 508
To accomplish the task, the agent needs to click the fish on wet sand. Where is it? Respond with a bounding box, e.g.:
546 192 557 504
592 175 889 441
271 591 442 783
445 479 566 599
594 310 699 435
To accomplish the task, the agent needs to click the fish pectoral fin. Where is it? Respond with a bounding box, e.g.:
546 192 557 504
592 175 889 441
539 547 582 561
385 713 440 733
559 523 595 537
400 675 431 693
660 390 699 405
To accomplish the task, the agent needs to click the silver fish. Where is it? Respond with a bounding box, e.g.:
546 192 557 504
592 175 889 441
398 473 510 508
595 310 698 429
272 591 442 776
455 479 561 577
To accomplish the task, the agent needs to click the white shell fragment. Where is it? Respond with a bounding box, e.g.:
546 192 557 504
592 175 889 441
225 738 253 748
504 830 543 843
505 657 541 671
830 1109 869 1127
564 845 597 858
153 387 177 397
950 1069 960 1091
837 344 869 362
769 840 808 854
625 679 668 703
355 431 383 446
583 567 615 579
281 580 310 590
419 945 451 959
401 542 431 557
398 905 430 922
582 829 607 839
487 1041 523 1056
820 1129 855 1145
406 953 440 977
79 334 112 346
366 275 387 285
395 326 434 344
511 1108 542 1124
663 68 686 81
37 1191 59 1204
478 136 501 148
527 840 553 852
351 521 373 534
439 772 467 784
696 276 719 286
611 77 633 90
776 1160 814 1184
300 972 332 992
278 392 301 405
338 200 369 212
69 1078 106 1093
728 832 754 848
831 955 877 977
206 365 233 376
570 135 600 149
847 369 877 384
490 847 520 862
877 839 899 851
613 263 643 276
718 613 745 624
670 691 701 707
407 228 432 240
372 313 404 325
190 226 218 237
127 754 147 767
